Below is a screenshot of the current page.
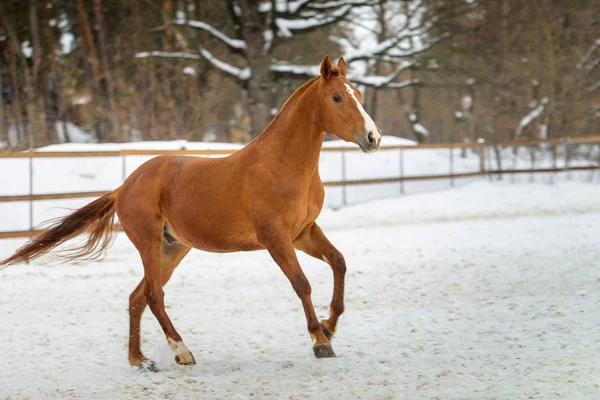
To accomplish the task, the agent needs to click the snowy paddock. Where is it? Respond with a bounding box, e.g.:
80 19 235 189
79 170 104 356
1 182 600 399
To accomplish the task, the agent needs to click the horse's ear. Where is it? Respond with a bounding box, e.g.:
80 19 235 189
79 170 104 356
320 55 333 80
337 56 347 77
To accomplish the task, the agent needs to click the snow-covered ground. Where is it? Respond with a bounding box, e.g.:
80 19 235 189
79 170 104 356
1 181 599 399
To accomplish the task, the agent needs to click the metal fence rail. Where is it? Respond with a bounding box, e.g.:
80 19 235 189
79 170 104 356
1 136 598 239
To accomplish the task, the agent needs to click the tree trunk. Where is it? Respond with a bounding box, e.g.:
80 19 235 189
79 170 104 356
76 0 102 141
5 42 23 145
2 16 39 149
93 0 121 140
45 3 63 143
239 0 272 138
0 53 7 150
131 0 150 140
368 0 387 122
29 0 48 145
161 0 179 139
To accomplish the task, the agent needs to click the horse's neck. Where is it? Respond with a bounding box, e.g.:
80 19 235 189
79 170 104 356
247 80 324 178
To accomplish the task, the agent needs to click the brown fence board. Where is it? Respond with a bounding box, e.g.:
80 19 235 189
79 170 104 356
0 230 41 239
119 149 237 156
490 165 598 174
0 224 123 240
324 171 485 187
0 151 122 158
0 191 110 203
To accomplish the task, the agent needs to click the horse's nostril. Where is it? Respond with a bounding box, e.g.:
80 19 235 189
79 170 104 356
367 131 374 144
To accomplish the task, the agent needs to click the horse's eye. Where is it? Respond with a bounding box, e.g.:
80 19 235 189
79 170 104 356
332 94 342 103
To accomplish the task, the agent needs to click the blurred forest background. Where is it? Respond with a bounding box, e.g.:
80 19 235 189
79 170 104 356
0 0 598 150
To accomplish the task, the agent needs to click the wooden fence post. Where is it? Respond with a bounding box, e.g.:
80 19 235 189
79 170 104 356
449 146 454 188
399 148 404 194
341 148 347 206
28 151 33 233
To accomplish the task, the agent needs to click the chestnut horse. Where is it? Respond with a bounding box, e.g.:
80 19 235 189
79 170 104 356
0 56 382 371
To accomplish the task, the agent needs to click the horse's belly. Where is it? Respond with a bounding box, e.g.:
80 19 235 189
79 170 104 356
189 235 265 253
167 213 264 253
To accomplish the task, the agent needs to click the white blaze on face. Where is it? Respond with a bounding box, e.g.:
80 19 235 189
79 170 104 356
344 83 381 142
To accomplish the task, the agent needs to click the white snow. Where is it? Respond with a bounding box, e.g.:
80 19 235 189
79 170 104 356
60 33 74 54
516 97 549 137
275 5 352 37
58 12 69 29
198 47 251 80
174 19 247 50
262 1 433 86
1 182 600 398
413 122 429 136
306 0 374 10
259 0 310 14
461 95 473 110
577 37 600 70
270 63 321 76
232 0 242 17
348 61 414 87
387 78 419 88
262 29 274 53
587 80 600 93
71 95 90 105
182 66 197 76
135 51 201 61
134 49 250 80
55 121 96 143
339 0 432 77
21 40 33 58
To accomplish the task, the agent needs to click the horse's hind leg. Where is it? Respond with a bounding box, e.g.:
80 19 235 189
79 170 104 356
122 212 193 370
128 240 191 370
128 279 151 369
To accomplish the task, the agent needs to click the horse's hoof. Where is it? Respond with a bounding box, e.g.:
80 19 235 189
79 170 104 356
130 356 159 372
175 351 197 366
321 322 334 341
313 344 336 358
141 359 160 373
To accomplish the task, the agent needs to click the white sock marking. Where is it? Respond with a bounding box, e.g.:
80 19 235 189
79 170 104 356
167 338 191 355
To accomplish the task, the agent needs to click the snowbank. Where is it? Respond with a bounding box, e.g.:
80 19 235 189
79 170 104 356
318 181 600 230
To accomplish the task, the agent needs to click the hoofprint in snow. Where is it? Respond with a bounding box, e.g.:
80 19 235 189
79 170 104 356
1 182 599 399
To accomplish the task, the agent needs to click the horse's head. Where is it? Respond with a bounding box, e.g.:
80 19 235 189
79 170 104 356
317 56 382 153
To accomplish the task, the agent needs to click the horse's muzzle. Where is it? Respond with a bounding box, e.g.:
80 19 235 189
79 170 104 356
355 130 382 154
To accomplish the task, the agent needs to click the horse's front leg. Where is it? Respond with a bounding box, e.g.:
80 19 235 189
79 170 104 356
294 223 346 341
258 223 336 358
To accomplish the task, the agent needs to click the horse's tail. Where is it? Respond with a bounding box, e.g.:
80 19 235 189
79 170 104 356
0 188 121 268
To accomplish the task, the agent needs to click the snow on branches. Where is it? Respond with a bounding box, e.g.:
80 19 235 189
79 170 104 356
173 19 246 51
578 38 600 93
515 97 549 139
137 0 466 89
